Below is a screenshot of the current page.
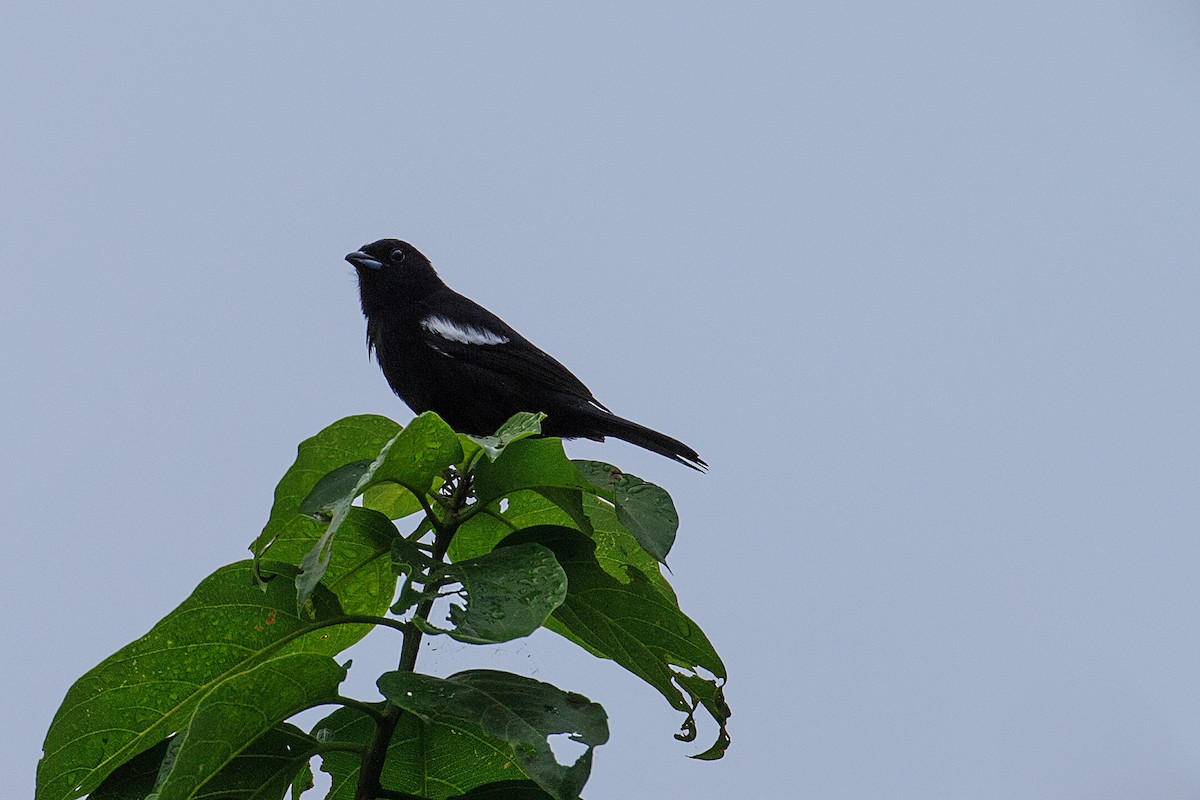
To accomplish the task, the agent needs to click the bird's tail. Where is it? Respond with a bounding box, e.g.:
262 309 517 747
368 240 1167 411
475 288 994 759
597 413 707 472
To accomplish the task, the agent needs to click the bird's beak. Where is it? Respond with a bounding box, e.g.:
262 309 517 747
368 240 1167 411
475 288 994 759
346 251 384 270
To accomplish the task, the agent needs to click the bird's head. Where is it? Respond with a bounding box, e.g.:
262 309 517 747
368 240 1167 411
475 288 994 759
346 239 444 315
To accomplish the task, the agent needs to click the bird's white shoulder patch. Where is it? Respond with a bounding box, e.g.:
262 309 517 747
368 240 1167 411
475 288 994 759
420 314 510 346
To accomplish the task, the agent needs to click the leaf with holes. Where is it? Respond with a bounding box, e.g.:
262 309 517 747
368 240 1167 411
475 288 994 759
499 526 730 759
417 543 567 644
314 704 535 800
377 670 608 800
472 438 592 509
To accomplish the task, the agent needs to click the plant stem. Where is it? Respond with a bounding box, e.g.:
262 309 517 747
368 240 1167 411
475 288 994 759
352 470 472 800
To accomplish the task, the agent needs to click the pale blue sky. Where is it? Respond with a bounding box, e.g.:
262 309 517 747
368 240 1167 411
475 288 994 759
6 3 1200 797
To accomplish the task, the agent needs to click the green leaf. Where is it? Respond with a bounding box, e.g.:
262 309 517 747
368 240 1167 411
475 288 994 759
37 562 349 800
469 441 678 566
153 654 346 800
672 674 733 761
452 490 675 602
250 416 402 619
368 411 463 494
419 543 567 644
389 538 438 616
291 412 460 607
377 670 608 800
315 705 534 800
91 726 319 800
466 412 546 461
294 481 378 614
291 757 316 800
392 537 440 575
500 526 730 760
448 782 556 799
297 460 374 519
291 507 399 618
362 481 426 520
531 487 594 538
253 415 401 557
88 737 168 800
577 493 678 601
472 438 591 508
573 461 679 563
450 489 567 563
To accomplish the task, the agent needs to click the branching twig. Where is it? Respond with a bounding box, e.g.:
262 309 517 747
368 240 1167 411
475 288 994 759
352 470 473 800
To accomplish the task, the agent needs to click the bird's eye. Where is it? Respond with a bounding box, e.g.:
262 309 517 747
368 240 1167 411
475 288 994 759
390 248 407 263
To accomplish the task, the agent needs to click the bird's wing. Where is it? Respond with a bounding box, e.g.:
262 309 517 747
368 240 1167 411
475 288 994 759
414 293 606 407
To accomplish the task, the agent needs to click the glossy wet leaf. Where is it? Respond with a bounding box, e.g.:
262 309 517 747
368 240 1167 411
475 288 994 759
362 481 425 520
466 412 546 461
472 438 592 509
448 781 556 799
499 526 729 759
90 725 318 800
574 460 679 563
49 409 730 800
297 460 373 520
250 415 402 618
451 490 675 601
420 543 567 644
252 415 401 558
37 562 346 800
366 411 462 495
315 705 533 800
377 670 608 800
153 653 345 800
291 412 459 607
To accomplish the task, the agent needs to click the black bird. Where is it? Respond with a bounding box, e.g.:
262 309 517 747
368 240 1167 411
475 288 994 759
345 239 706 471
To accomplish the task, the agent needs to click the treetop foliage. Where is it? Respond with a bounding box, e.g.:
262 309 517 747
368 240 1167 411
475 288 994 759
38 412 730 800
